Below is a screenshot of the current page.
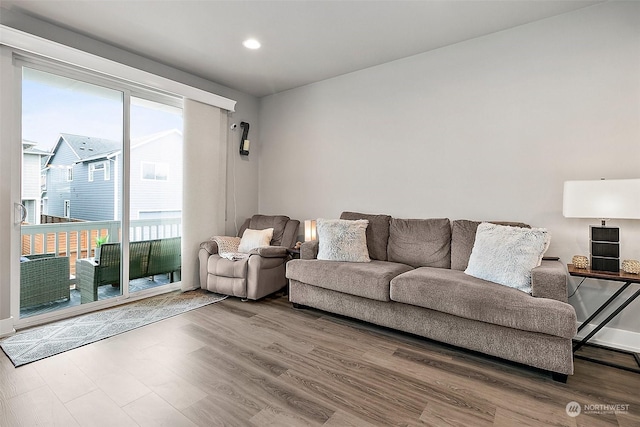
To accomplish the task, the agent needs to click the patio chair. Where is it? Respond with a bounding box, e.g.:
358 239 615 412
20 254 70 308
76 240 151 303
147 237 181 281
199 214 299 300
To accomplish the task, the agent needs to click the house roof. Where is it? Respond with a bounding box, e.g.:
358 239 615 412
22 140 51 156
131 129 182 151
44 132 181 166
60 134 121 161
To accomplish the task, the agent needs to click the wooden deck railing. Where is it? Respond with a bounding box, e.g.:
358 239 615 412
21 218 182 276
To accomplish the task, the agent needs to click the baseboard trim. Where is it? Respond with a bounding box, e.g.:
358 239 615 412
0 316 15 338
576 322 640 353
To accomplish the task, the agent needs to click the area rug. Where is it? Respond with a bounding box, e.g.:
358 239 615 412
1 289 227 367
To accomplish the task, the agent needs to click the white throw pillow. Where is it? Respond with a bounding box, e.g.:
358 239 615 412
238 228 274 253
464 222 550 293
317 218 371 263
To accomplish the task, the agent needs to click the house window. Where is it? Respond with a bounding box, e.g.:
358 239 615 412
63 200 70 218
40 172 47 190
66 166 73 182
88 161 110 182
141 162 168 181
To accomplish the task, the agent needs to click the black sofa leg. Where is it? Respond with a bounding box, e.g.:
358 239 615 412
292 303 306 309
552 372 568 383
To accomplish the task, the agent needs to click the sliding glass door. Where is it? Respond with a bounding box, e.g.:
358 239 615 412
18 61 182 322
128 97 183 295
20 66 124 319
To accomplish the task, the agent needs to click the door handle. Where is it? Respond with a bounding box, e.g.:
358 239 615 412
15 203 27 224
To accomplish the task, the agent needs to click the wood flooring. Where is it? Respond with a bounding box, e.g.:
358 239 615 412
1 293 639 426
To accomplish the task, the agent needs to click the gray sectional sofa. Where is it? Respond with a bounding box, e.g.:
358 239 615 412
286 212 577 381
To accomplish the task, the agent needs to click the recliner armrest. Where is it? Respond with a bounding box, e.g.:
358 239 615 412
255 246 288 258
200 239 219 255
300 241 319 259
531 260 568 303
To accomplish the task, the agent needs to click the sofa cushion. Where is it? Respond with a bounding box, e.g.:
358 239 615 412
389 267 576 339
387 218 451 268
208 254 249 279
340 212 391 261
317 219 371 263
451 220 531 271
286 259 412 302
249 214 290 246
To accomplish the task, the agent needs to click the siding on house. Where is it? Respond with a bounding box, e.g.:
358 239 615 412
130 130 182 219
46 134 121 221
45 139 77 218
22 143 46 224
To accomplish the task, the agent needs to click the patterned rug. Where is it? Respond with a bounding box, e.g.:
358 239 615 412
1 289 227 367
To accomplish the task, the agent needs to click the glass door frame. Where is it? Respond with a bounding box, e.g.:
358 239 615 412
11 53 182 329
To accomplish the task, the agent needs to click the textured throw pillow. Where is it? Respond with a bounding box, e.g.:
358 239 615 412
238 228 274 253
464 222 550 293
212 236 241 254
317 218 371 263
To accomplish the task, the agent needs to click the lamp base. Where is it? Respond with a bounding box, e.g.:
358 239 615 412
590 257 619 273
590 226 620 273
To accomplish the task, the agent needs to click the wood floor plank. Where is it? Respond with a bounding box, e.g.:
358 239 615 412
177 344 336 426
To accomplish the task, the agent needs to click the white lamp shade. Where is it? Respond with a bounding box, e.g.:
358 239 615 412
563 179 640 219
304 219 317 241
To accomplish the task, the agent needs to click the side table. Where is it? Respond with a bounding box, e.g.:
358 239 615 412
568 264 640 373
287 248 300 260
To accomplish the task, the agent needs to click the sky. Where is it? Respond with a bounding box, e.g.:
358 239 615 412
22 67 183 151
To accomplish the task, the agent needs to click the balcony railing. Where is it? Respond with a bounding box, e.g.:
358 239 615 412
21 218 182 276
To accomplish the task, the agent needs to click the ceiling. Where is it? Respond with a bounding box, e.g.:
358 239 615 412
1 0 603 98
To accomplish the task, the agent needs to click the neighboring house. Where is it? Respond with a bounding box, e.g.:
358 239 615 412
21 140 50 224
129 129 183 220
45 134 121 221
44 130 182 222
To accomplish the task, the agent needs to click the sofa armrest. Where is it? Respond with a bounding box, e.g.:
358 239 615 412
531 260 568 303
199 239 219 255
300 241 319 259
255 246 288 258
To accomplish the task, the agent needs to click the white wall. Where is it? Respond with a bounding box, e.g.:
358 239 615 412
0 9 260 236
259 2 640 345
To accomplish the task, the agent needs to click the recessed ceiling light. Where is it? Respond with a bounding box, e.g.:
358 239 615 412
243 39 261 50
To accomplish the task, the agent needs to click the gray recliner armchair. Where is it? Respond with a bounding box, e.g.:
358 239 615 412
199 214 300 300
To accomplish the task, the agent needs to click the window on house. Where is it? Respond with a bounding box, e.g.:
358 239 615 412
66 166 73 182
63 200 70 218
141 162 168 181
40 172 47 190
88 161 110 182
